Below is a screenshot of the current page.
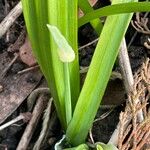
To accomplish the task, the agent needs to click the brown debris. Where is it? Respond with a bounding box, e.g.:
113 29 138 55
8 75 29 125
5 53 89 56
131 13 150 35
7 28 26 53
0 1 22 38
16 94 49 150
19 37 37 67
0 51 42 124
118 58 150 150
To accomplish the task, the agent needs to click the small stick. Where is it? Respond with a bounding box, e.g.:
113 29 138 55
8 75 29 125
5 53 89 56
27 88 50 112
4 0 11 43
131 12 150 35
119 38 134 93
0 1 22 38
79 38 99 50
33 98 53 150
7 27 26 52
0 112 31 131
16 94 48 150
127 32 138 48
18 65 39 75
94 109 113 123
0 53 19 79
119 38 144 122
128 13 149 48
108 38 144 146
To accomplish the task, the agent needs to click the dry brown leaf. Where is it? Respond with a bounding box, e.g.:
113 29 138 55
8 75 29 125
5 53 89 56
0 52 42 124
19 37 37 66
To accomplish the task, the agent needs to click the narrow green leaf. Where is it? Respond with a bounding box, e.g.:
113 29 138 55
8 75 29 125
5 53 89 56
22 0 65 127
47 0 80 112
78 0 103 34
66 0 137 145
47 25 74 124
22 0 80 128
79 2 150 27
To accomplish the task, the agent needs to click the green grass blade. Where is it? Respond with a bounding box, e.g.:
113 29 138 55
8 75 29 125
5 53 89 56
66 0 137 145
51 0 80 112
47 25 77 125
22 0 80 128
79 2 150 27
21 0 65 126
78 0 103 34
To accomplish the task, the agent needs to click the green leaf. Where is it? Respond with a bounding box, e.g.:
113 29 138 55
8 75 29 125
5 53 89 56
78 0 103 34
47 24 74 124
79 2 150 27
21 0 65 124
66 0 137 145
21 0 80 128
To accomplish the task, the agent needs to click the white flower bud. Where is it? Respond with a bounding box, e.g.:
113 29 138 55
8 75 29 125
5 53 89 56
47 24 75 62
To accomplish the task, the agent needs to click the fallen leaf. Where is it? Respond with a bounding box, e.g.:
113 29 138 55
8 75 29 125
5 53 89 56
19 37 37 66
0 52 42 124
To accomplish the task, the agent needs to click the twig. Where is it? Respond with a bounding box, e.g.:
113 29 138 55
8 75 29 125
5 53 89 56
131 21 150 35
4 0 11 43
128 13 149 48
79 38 99 50
119 38 134 93
0 112 31 131
108 38 144 146
0 53 19 80
0 1 22 38
16 94 49 150
131 12 150 35
27 88 50 111
18 65 39 75
119 38 144 123
38 111 57 148
127 32 138 48
7 27 26 52
94 109 113 123
33 98 53 150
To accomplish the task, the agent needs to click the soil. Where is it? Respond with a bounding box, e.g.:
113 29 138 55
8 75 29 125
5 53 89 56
0 0 150 149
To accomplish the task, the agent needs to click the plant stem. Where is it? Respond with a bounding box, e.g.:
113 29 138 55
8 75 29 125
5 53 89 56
64 63 72 125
